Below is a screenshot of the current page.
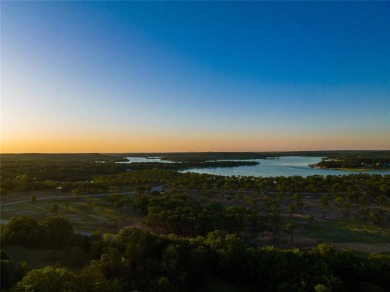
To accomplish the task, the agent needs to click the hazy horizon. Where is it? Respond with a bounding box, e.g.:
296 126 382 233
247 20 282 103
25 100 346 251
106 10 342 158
2 2 389 153
2 150 389 155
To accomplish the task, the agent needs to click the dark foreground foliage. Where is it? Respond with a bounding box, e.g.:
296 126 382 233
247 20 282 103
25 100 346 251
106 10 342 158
1 216 390 292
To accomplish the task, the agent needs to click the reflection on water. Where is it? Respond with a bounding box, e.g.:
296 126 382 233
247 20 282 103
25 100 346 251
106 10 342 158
118 157 173 163
118 156 389 177
182 156 390 177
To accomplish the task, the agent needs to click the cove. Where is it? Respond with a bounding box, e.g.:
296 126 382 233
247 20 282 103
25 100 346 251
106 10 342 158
182 156 390 177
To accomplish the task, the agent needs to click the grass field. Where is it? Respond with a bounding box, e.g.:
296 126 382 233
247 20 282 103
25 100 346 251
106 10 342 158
2 190 390 254
302 218 390 243
1 194 141 233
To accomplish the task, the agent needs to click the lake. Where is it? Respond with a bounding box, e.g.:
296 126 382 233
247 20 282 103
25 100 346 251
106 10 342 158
120 156 390 177
182 156 390 177
118 157 173 163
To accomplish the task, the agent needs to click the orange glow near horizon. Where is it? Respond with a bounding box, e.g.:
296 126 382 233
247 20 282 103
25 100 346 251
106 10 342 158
2 2 389 155
1 131 388 153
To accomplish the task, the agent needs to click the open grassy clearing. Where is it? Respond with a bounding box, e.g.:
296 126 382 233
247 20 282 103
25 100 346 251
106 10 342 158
0 188 134 205
1 190 73 204
301 218 390 243
2 188 390 253
1 195 142 234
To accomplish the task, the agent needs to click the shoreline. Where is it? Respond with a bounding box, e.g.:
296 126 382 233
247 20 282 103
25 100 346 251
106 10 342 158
312 166 390 172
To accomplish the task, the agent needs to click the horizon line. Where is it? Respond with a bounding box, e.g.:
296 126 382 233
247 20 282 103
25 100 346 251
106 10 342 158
1 149 389 155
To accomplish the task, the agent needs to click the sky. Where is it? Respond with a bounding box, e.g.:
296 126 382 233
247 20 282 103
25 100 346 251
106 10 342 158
1 1 389 153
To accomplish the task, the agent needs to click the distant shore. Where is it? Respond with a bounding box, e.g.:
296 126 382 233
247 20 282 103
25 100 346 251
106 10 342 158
333 168 390 172
311 165 390 172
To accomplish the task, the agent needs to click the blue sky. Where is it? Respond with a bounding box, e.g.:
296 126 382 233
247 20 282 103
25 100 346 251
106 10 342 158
2 1 389 152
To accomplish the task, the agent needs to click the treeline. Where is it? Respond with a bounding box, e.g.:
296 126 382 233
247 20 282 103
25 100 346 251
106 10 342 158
1 216 79 249
0 160 129 193
127 160 259 170
315 156 390 170
93 170 389 196
0 153 124 162
1 160 257 194
310 151 390 169
118 152 270 162
285 150 390 159
5 168 384 203
117 150 390 162
0 153 128 183
1 216 390 291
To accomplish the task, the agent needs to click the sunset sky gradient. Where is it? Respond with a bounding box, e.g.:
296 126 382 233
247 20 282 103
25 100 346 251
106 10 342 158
2 2 389 153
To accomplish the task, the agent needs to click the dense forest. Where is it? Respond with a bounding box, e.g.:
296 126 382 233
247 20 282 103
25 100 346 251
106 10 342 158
1 153 390 291
0 153 258 193
2 216 390 291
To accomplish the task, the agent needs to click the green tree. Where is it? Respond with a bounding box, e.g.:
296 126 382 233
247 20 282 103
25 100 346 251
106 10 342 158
205 231 247 280
304 214 314 224
284 222 296 242
224 205 248 235
269 212 281 246
247 208 261 232
63 201 70 218
134 194 152 215
85 197 96 208
69 246 86 267
0 251 12 291
15 266 78 292
43 180 57 189
15 261 30 282
71 187 84 201
50 203 59 215
334 195 351 216
30 195 37 205
358 206 370 220
319 194 329 209
3 216 39 245
151 276 177 292
292 193 304 210
114 200 125 213
106 210 124 231
376 195 387 209
369 210 382 225
78 262 109 291
43 216 73 248
287 204 296 218
107 193 121 207
161 245 186 288
314 284 331 292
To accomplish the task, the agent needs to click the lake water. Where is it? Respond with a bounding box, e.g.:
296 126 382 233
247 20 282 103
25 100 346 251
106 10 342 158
120 156 390 177
118 157 173 163
182 156 390 177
